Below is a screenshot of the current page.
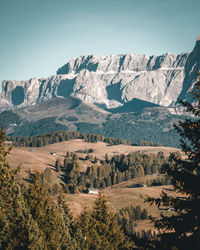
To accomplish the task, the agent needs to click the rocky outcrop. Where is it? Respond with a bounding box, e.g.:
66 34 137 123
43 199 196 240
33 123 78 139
178 35 200 102
57 53 187 74
1 36 200 112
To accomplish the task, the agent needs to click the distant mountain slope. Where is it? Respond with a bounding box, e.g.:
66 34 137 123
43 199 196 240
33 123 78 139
0 96 188 147
1 36 200 112
0 97 109 136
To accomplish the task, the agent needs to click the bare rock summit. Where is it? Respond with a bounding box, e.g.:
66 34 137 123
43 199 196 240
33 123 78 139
1 36 200 112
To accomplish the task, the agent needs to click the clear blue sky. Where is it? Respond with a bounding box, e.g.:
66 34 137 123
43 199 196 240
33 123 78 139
0 0 200 92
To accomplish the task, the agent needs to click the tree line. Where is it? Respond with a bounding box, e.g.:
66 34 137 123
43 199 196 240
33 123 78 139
8 130 166 148
8 131 130 147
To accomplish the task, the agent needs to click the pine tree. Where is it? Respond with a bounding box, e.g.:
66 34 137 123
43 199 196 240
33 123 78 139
105 153 109 163
75 208 93 249
25 172 70 249
146 74 200 249
0 129 42 249
57 192 76 248
72 153 78 161
79 193 133 249
93 156 98 163
0 128 11 163
55 158 61 172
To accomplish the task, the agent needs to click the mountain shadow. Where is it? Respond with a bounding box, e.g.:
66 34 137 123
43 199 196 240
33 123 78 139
106 81 123 103
109 98 160 113
11 86 24 106
57 79 76 98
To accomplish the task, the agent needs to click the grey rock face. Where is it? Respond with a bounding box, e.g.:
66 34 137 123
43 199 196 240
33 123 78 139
179 39 200 102
57 53 187 74
1 37 200 112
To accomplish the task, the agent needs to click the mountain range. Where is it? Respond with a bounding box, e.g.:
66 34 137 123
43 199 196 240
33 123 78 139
1 35 200 111
0 35 199 146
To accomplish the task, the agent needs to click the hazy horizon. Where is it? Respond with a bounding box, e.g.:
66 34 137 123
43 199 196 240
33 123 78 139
1 0 200 92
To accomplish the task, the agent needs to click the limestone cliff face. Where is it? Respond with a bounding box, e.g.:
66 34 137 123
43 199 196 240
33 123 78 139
178 35 200 102
1 36 200 112
57 53 187 74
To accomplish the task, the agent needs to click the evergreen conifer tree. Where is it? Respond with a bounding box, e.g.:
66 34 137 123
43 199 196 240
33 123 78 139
93 156 98 163
75 208 93 249
146 74 200 249
57 192 77 248
0 129 42 249
76 193 133 249
55 158 61 172
25 172 71 249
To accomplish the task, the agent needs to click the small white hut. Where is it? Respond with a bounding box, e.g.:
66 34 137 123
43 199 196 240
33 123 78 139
50 152 56 155
88 188 99 194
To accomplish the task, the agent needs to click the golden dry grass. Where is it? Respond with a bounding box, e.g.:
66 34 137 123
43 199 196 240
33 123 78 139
64 183 177 233
6 139 179 232
7 139 181 177
65 184 175 217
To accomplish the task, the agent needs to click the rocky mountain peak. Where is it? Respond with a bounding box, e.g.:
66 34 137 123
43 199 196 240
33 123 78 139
177 35 200 102
57 52 187 75
1 36 200 113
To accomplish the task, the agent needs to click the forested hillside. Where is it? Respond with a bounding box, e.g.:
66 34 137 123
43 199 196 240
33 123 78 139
0 97 189 147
